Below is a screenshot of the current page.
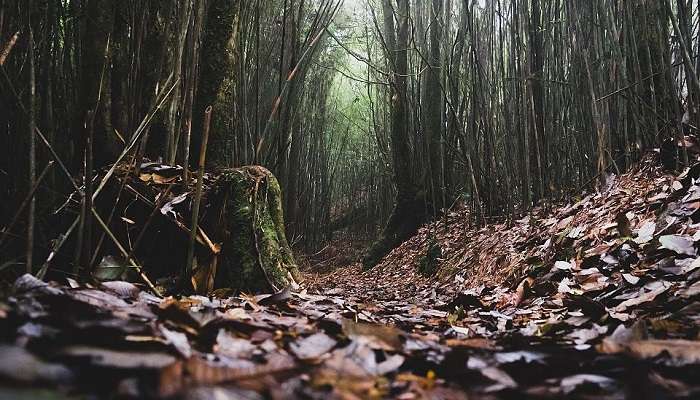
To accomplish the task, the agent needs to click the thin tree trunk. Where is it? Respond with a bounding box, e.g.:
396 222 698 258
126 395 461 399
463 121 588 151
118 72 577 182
26 10 36 273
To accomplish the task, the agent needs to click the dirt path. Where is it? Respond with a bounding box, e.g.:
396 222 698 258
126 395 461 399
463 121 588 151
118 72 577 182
1 158 700 399
2 258 696 400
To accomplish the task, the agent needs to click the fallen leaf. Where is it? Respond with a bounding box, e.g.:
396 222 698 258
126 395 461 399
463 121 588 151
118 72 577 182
616 213 632 237
494 351 546 364
101 281 140 298
160 326 192 358
258 286 292 305
482 367 517 390
0 345 73 383
60 346 177 369
183 386 264 400
627 339 700 366
94 255 128 281
598 321 647 354
13 274 61 295
659 235 696 256
342 319 402 351
185 352 295 385
613 283 670 312
622 273 640 285
560 374 615 394
324 341 403 378
290 332 336 361
160 193 189 217
555 260 573 270
443 338 496 349
450 325 470 336
679 281 700 298
634 221 656 244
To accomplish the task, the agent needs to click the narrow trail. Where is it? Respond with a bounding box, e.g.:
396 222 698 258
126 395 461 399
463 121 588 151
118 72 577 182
1 156 699 399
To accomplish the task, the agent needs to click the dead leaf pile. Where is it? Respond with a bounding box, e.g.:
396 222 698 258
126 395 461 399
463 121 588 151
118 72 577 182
1 154 700 398
0 275 471 399
309 153 700 398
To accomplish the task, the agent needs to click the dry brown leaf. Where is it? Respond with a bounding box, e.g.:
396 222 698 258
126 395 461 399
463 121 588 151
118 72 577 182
342 319 402 351
626 339 700 366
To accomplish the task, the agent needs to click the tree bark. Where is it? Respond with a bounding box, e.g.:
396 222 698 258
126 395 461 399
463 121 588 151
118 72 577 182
363 0 425 269
192 0 239 167
426 0 444 214
528 0 545 201
210 166 300 293
80 0 117 166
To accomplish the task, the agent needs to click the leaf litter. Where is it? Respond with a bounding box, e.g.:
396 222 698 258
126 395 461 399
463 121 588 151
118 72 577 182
1 155 700 398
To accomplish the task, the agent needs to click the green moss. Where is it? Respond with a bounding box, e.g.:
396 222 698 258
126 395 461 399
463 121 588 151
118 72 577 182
214 167 299 292
418 236 441 277
266 174 301 282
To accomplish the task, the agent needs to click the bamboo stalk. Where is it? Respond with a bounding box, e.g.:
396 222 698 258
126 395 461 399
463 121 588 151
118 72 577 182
0 31 19 66
26 20 36 273
184 105 212 286
93 77 178 202
33 124 79 191
88 153 137 267
0 161 54 249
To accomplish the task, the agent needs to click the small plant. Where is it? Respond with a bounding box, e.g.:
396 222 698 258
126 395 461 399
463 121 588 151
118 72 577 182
418 235 442 276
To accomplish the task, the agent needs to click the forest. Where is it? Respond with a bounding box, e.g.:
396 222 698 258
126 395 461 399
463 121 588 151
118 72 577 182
0 0 699 398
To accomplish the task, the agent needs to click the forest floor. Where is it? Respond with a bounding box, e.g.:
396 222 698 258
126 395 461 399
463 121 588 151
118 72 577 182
1 153 700 399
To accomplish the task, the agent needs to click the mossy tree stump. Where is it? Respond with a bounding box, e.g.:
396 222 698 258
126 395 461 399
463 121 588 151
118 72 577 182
92 164 298 294
201 166 300 293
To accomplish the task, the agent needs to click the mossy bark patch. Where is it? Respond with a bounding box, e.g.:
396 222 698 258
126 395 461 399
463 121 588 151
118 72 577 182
210 166 300 292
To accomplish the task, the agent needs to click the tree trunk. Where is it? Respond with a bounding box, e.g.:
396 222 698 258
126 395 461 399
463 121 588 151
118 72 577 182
528 0 545 201
426 0 444 214
80 0 117 166
192 0 239 167
363 0 425 269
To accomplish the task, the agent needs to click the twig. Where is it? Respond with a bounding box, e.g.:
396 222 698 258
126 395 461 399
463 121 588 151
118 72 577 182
0 161 54 248
78 34 110 274
183 118 192 182
36 216 79 280
35 125 80 191
259 1 343 162
0 31 19 66
184 105 212 285
0 63 176 283
74 108 97 275
196 226 220 254
596 56 698 102
91 207 161 296
120 178 218 252
89 154 136 267
93 76 178 202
